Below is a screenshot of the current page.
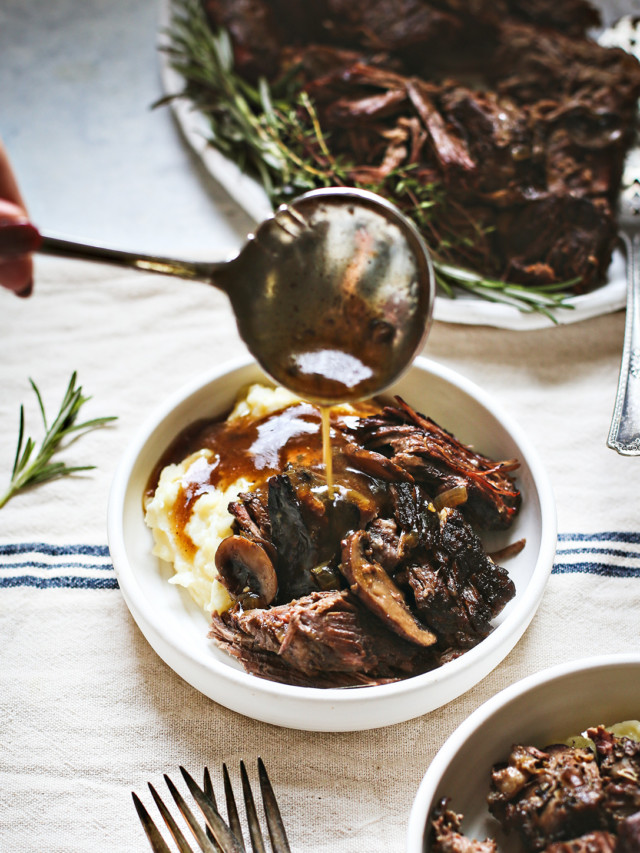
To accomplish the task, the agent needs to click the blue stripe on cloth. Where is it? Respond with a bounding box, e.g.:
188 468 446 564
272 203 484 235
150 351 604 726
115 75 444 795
0 543 110 557
0 575 119 590
0 542 117 589
558 532 640 544
553 532 640 578
552 563 640 578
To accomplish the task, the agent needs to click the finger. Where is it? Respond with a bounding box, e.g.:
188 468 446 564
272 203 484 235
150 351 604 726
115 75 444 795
0 197 30 226
0 139 27 209
0 255 33 296
0 217 41 257
0 141 37 296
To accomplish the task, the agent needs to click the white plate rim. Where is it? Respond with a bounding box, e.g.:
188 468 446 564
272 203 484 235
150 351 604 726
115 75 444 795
155 0 627 331
107 354 557 730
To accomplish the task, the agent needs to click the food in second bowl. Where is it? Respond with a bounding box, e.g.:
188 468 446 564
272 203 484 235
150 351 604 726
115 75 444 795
145 383 523 687
431 722 640 852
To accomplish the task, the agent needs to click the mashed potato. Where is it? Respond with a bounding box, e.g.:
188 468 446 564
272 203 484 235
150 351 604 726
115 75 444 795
144 383 300 614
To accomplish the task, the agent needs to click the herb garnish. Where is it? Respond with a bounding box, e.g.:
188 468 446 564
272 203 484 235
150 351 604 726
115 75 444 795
158 0 575 319
0 372 117 510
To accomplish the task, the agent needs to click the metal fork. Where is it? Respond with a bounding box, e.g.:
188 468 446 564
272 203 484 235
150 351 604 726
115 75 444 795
608 152 640 455
132 759 291 853
602 16 640 454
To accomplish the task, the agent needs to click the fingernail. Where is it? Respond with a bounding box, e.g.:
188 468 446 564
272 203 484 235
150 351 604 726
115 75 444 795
0 221 41 256
16 279 33 298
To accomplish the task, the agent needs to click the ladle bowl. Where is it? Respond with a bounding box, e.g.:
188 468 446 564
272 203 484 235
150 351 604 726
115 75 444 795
37 187 435 404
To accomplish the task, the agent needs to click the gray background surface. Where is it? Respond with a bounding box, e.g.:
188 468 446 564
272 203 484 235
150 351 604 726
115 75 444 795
0 0 254 260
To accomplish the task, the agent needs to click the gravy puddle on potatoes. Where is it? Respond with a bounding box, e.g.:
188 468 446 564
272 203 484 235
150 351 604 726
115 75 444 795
145 396 385 553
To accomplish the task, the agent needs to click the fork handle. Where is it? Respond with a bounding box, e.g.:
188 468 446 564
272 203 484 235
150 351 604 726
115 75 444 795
608 231 640 454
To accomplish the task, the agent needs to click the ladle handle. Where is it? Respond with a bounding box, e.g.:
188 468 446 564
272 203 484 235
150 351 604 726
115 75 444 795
37 233 229 286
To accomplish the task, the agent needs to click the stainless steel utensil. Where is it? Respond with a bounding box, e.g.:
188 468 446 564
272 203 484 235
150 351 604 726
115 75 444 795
607 151 640 455
132 759 291 853
601 16 640 454
37 187 435 405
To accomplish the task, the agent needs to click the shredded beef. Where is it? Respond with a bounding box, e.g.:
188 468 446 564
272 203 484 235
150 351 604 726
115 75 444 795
618 811 640 852
587 726 640 829
209 589 436 687
432 731 640 852
351 397 521 529
398 503 515 647
202 0 640 292
488 744 604 850
543 831 618 852
228 491 272 544
431 798 498 852
212 399 518 686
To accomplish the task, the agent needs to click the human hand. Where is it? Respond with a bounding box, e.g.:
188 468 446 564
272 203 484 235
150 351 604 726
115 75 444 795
0 140 40 297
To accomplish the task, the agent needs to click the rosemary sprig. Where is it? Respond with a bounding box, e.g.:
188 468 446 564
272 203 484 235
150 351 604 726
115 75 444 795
159 0 577 318
0 372 117 510
434 262 578 321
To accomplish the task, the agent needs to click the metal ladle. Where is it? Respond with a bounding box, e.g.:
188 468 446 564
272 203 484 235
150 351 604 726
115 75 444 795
37 187 435 404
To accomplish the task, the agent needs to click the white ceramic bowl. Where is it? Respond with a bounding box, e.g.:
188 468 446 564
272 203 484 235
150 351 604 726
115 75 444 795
406 654 640 852
107 355 556 731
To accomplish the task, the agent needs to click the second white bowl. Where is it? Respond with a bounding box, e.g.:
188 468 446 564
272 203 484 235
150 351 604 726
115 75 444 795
407 654 640 852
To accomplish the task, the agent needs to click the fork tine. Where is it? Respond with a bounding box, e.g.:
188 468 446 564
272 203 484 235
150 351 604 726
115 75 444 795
179 767 245 853
240 760 267 853
203 769 223 851
203 768 218 811
164 775 220 853
134 762 291 853
149 782 200 853
132 791 174 853
257 758 292 853
222 764 245 853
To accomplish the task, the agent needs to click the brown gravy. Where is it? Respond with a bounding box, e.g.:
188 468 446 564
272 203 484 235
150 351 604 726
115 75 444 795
260 294 399 405
146 397 385 546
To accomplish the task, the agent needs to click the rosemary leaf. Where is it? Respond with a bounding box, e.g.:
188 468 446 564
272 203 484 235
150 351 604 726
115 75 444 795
0 373 117 510
433 260 575 323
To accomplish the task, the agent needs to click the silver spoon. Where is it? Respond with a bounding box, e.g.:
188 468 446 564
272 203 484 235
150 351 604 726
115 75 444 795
37 187 435 405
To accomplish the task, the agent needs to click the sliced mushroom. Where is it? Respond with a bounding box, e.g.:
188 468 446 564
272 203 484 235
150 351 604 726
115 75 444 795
340 530 437 647
215 535 278 609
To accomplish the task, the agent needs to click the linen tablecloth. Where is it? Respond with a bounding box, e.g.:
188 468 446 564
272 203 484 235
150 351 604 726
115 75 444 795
1 255 639 853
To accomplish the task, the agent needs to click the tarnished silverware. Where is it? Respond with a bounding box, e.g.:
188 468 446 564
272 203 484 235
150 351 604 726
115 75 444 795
132 759 291 853
602 16 640 454
36 187 435 405
607 150 640 455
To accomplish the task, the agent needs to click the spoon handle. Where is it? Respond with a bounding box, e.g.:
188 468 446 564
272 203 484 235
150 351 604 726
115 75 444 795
608 230 640 455
37 233 228 285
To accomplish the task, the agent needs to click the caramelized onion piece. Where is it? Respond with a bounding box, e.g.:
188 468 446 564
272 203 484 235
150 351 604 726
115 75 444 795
340 530 437 647
489 538 526 562
215 535 278 608
433 484 468 512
